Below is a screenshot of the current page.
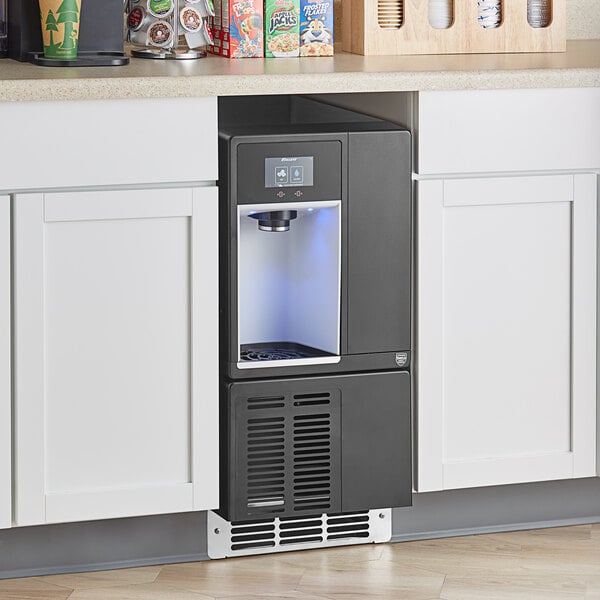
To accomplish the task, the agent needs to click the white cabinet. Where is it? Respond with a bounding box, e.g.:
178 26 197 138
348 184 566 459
0 98 218 191
0 195 11 529
417 89 600 175
13 186 219 525
417 174 597 492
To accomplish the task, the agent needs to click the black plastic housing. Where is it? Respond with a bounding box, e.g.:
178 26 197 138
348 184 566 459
219 119 412 380
217 97 414 523
219 371 412 522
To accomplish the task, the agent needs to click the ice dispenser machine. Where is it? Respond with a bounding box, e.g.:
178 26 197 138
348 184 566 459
218 103 413 522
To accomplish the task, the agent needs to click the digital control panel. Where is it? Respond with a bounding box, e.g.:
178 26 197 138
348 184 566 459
236 139 341 205
265 156 314 188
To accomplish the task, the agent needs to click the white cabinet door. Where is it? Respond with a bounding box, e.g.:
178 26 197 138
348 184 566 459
13 187 219 526
0 98 218 190
0 195 11 529
417 174 597 492
417 89 600 175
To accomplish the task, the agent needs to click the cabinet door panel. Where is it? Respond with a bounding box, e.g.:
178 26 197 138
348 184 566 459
0 98 218 190
0 195 10 529
14 187 219 525
418 89 600 175
417 174 597 492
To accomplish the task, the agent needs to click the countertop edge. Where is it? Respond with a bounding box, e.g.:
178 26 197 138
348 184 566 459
1 40 600 102
1 69 599 102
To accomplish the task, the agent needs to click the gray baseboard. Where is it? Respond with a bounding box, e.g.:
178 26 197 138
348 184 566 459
2 477 600 579
391 516 600 544
0 553 210 582
0 511 209 580
391 476 600 539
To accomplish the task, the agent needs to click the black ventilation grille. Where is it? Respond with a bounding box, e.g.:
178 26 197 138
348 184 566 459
293 412 333 513
232 388 341 521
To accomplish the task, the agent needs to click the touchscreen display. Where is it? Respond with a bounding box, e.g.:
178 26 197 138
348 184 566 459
265 156 314 188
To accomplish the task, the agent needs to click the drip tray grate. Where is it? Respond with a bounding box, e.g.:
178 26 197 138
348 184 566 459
240 342 335 363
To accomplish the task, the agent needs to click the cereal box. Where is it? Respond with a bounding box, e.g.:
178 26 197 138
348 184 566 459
265 0 300 58
300 0 333 56
209 0 263 58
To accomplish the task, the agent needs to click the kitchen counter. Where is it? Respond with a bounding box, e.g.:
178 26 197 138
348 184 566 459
0 40 599 102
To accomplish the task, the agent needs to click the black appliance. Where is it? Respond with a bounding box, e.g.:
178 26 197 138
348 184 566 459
218 97 413 523
8 0 128 66
0 0 7 58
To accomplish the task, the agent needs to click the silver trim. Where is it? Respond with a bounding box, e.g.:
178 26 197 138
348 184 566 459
247 499 285 508
258 225 289 232
237 355 341 370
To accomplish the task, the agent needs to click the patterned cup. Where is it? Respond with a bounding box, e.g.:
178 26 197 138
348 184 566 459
39 0 82 60
477 0 501 29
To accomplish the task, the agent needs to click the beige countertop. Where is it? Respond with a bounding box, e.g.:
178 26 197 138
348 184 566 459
0 40 599 102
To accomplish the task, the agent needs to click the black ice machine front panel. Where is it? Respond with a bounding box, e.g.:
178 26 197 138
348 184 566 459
220 123 412 380
219 371 412 523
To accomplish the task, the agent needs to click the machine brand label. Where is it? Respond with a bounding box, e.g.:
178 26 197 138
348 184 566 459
395 352 408 367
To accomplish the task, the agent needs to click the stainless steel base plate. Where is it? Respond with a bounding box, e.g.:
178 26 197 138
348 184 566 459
208 509 392 559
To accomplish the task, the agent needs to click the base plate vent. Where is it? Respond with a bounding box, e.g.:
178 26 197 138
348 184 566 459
207 509 392 559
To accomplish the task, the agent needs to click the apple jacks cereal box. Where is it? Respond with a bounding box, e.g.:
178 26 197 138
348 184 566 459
209 0 264 57
265 0 300 57
300 0 333 56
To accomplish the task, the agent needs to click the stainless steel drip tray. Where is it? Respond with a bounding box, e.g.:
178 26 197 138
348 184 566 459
238 342 340 370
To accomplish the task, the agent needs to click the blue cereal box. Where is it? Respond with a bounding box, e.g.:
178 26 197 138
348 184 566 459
300 0 333 56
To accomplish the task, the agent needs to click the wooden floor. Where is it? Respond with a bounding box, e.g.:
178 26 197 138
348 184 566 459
1 524 600 600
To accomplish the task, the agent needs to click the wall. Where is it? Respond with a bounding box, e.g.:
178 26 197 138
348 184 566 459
333 0 600 42
567 0 600 38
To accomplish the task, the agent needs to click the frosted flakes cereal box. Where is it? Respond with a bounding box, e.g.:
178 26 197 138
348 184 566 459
300 0 333 56
209 0 263 58
265 0 300 58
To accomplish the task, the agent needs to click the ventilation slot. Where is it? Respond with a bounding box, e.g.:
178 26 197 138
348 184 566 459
246 414 286 513
230 521 276 552
378 0 404 29
279 517 324 546
293 412 332 512
247 396 285 410
326 512 371 541
294 392 331 407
